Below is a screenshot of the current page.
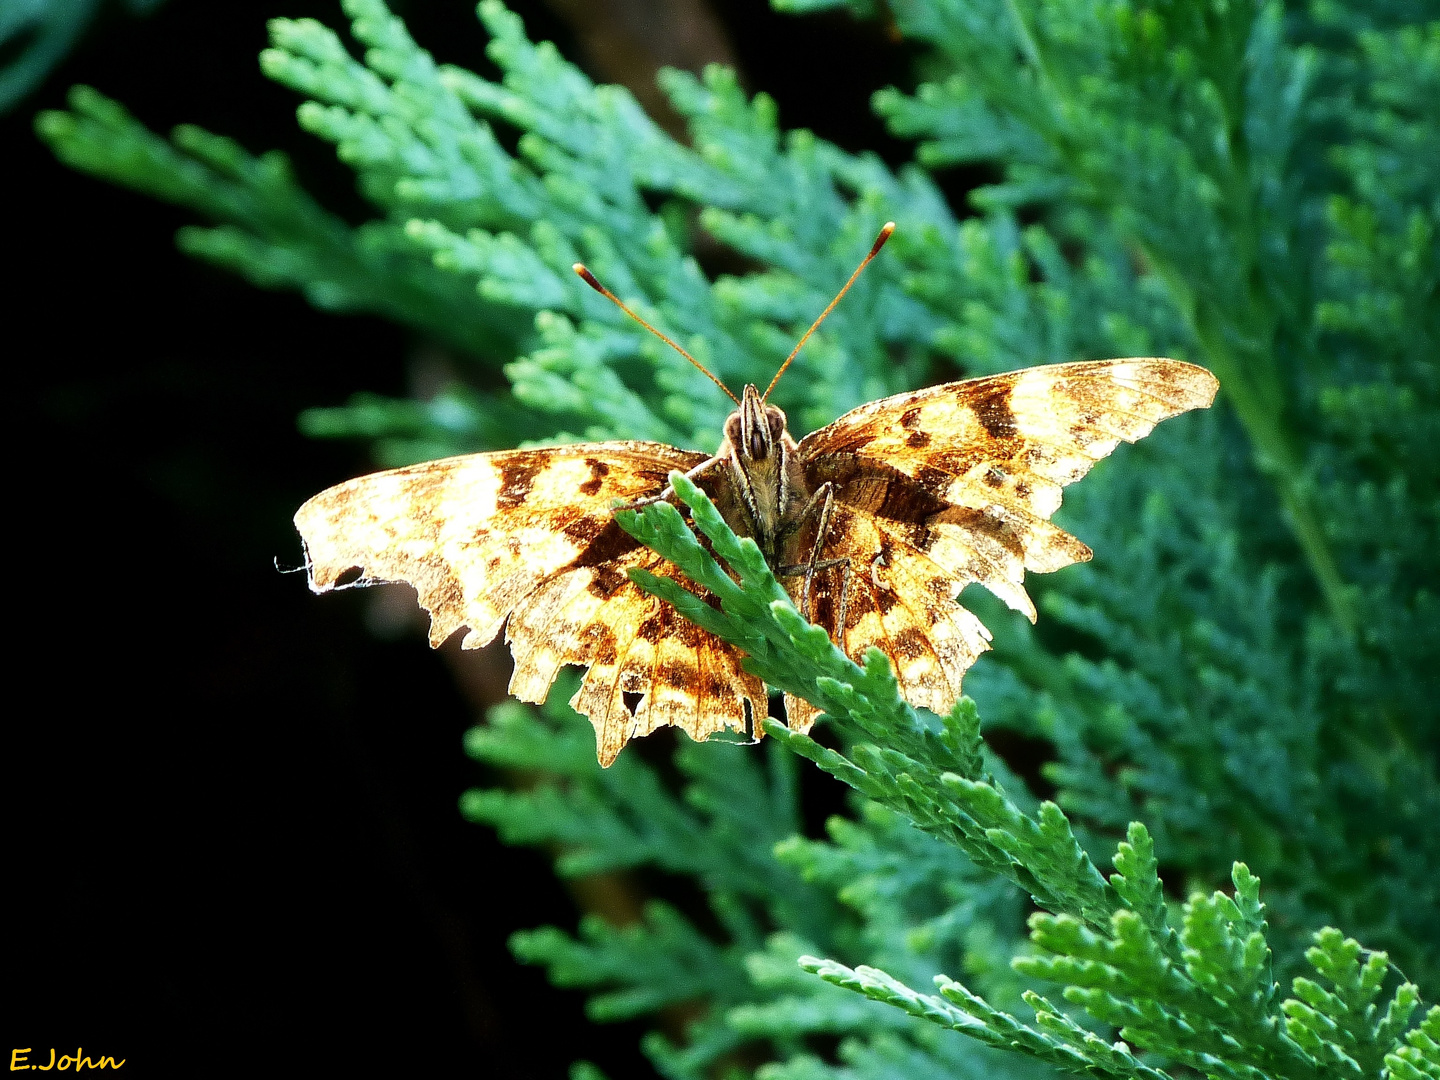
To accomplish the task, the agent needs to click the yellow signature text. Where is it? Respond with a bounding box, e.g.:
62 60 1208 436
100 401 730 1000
10 1048 124 1071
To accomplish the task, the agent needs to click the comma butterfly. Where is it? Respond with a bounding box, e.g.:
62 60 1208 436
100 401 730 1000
295 224 1218 764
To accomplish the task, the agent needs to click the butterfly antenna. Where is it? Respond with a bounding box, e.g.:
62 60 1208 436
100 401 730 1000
573 264 740 406
763 221 895 401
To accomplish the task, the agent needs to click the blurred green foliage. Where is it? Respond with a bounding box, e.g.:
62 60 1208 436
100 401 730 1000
36 0 1437 1076
1 0 166 112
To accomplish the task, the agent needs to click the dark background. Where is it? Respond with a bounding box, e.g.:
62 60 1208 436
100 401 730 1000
4 1 917 1075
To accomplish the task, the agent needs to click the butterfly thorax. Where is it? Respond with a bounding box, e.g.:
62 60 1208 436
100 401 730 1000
719 384 808 560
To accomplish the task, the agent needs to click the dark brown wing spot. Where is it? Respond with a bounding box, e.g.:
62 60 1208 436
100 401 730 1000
496 456 545 509
967 381 1017 441
905 429 932 449
562 516 607 545
587 564 628 598
900 406 923 429
915 466 952 496
894 627 928 659
571 519 644 568
983 465 1007 488
640 605 704 648
579 458 611 496
661 662 692 689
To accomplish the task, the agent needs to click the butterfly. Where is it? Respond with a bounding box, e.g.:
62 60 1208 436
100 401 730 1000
295 223 1219 765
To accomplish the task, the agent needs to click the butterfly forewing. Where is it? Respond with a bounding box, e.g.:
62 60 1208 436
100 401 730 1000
801 359 1218 527
294 441 765 765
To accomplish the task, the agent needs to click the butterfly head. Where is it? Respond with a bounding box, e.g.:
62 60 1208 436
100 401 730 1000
730 383 787 463
721 384 798 555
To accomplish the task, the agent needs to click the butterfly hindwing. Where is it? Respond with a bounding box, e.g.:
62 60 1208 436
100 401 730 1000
294 442 765 765
778 461 999 729
503 518 766 765
786 359 1219 718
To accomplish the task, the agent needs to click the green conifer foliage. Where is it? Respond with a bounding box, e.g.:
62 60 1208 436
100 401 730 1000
37 1 1437 1077
1 0 168 111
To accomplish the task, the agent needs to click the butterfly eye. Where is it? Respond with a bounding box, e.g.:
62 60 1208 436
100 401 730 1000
723 412 742 447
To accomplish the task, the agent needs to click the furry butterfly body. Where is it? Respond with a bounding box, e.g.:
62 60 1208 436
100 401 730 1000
296 357 1218 764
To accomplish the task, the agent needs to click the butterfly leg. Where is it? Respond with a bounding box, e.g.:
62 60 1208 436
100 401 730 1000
800 483 840 621
776 557 852 661
609 455 722 513
775 481 854 628
777 558 849 610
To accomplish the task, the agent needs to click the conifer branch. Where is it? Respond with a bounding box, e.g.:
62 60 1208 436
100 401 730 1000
620 472 1122 933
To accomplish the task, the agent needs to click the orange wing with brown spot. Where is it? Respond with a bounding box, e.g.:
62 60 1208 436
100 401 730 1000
782 359 1219 727
294 442 766 766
